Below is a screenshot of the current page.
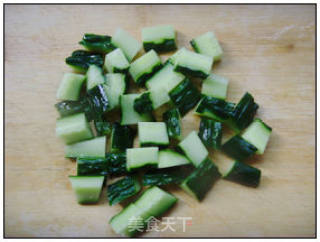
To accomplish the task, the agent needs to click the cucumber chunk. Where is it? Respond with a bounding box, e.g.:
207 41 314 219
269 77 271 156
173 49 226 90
86 84 109 121
106 152 127 177
129 50 162 85
221 135 257 161
79 33 116 53
158 149 190 168
126 147 159 171
142 25 177 52
180 158 221 201
178 131 208 167
104 73 126 110
120 94 153 125
134 92 153 114
171 48 213 78
65 50 104 72
55 100 85 118
111 122 135 152
198 118 222 149
94 119 112 136
65 136 106 158
138 122 169 147
201 74 228 100
86 65 105 90
56 73 86 101
223 161 261 188
69 176 104 204
107 176 141 205
111 28 142 62
190 31 223 61
149 87 171 109
163 108 182 140
56 113 93 144
104 48 130 73
77 157 108 176
241 118 272 154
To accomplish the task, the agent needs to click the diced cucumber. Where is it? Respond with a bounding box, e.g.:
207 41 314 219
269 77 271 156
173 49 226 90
104 48 130 73
167 47 186 65
158 149 190 169
133 92 153 114
106 152 127 177
134 186 177 218
107 176 141 205
69 176 104 204
126 147 159 171
77 157 108 176
201 74 228 100
142 25 177 52
65 50 104 72
111 28 142 62
55 100 85 118
223 161 261 188
171 48 213 78
190 31 223 61
138 122 169 147
94 119 112 136
163 108 182 140
86 84 109 121
149 87 171 109
65 136 106 158
56 113 93 144
198 118 222 149
129 50 162 85
86 65 105 90
180 158 221 201
56 73 86 101
120 94 153 125
134 89 170 111
178 131 208 167
221 135 257 162
110 122 135 152
104 73 126 110
241 118 272 154
79 33 115 54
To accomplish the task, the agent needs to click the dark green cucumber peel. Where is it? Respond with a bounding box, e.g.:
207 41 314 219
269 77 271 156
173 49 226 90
55 100 85 118
195 96 235 122
135 63 163 86
134 92 153 114
174 65 209 79
143 39 177 53
180 158 221 201
79 34 116 53
223 161 261 188
169 78 201 116
94 119 112 136
77 157 108 176
85 84 109 121
221 135 258 161
190 39 200 53
107 176 141 205
143 165 194 186
198 118 222 149
163 108 181 139
106 152 128 177
65 50 104 71
228 92 259 132
111 123 135 153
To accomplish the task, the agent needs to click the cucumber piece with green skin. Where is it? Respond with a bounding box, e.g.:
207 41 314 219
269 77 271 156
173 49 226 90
169 78 201 116
69 176 104 204
129 50 162 86
56 113 93 144
65 136 106 158
107 176 141 205
106 152 127 177
149 87 171 109
190 31 223 62
138 122 169 147
241 118 272 155
94 119 112 136
111 122 135 152
86 84 109 121
228 92 259 132
134 186 177 218
126 147 159 171
158 149 190 168
65 50 104 73
111 28 142 62
86 65 105 90
223 160 261 188
77 157 108 176
201 74 228 100
198 118 222 149
104 48 130 74
133 92 153 114
120 94 153 125
104 73 126 110
195 96 235 122
163 108 182 140
180 158 221 201
171 48 213 78
178 131 208 167
142 25 177 52
79 33 116 54
221 135 257 161
56 73 86 101
55 100 85 118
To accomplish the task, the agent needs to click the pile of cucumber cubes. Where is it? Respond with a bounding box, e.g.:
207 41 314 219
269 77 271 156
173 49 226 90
55 25 272 237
